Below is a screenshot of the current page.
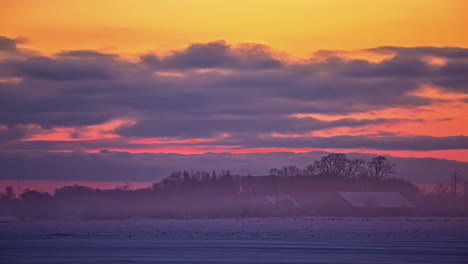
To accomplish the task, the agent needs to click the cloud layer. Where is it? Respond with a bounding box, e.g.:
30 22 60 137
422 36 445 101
0 36 467 162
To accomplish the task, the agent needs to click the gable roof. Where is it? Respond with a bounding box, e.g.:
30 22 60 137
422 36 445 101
337 192 415 208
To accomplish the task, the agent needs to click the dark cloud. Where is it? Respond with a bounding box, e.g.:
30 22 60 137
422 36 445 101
0 126 33 144
433 62 468 92
55 50 118 60
140 54 161 67
2 134 464 153
116 116 421 138
0 151 168 182
164 40 232 69
141 40 283 70
369 46 468 59
0 36 17 52
201 135 468 151
0 41 467 152
14 56 117 81
363 46 468 92
1 138 137 152
341 55 430 78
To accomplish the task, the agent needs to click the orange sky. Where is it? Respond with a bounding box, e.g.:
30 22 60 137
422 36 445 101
2 0 468 58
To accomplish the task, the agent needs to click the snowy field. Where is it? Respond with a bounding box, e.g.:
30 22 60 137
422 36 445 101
1 217 467 263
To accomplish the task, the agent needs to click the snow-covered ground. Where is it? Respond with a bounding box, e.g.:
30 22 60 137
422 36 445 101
1 217 467 263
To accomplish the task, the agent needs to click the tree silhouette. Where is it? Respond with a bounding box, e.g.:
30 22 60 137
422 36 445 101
367 156 395 180
303 164 316 177
1 186 15 200
313 153 349 177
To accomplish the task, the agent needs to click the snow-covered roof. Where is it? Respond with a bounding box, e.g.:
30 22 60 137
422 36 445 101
337 192 415 208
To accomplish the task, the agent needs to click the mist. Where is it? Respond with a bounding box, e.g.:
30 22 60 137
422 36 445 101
1 153 466 220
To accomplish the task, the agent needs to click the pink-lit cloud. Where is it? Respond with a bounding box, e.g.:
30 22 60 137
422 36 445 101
0 35 467 177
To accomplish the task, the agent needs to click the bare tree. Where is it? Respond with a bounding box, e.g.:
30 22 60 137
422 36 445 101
344 159 365 190
269 168 279 177
344 159 365 179
183 171 190 182
201 171 211 182
367 156 395 180
278 165 302 178
211 170 217 182
1 186 15 200
434 182 449 195
450 172 464 214
303 164 316 177
313 153 349 177
163 171 183 186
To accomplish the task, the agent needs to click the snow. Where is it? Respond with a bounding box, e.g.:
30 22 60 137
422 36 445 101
0 217 467 263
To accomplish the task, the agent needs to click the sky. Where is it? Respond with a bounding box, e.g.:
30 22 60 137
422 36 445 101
0 0 467 185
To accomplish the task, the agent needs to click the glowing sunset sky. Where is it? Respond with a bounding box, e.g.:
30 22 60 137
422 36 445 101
2 0 468 57
1 0 467 166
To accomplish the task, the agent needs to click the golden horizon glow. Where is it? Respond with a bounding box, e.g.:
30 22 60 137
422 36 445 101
2 0 468 58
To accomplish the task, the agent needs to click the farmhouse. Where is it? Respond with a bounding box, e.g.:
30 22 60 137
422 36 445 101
295 191 415 216
337 191 416 216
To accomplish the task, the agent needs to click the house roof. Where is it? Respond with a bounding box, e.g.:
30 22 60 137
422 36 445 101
337 192 415 208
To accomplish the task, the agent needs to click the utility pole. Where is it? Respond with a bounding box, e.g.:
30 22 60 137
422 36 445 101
18 173 21 198
463 181 468 216
451 172 459 215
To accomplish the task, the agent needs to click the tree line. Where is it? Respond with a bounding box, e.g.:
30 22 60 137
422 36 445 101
0 153 466 219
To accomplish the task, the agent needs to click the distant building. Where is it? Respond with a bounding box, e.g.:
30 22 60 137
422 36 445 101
295 191 415 216
337 191 415 216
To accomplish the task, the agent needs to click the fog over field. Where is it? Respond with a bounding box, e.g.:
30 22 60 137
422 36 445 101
1 153 465 220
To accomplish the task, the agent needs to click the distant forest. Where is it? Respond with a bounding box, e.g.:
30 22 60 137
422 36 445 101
1 153 467 219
